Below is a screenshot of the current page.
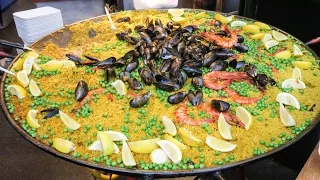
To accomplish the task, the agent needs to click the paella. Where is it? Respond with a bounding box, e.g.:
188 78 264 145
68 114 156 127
3 9 320 170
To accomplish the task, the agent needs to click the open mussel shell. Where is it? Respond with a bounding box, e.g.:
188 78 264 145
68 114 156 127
139 67 153 85
215 49 236 60
128 78 143 90
234 43 249 53
130 91 151 108
66 54 82 65
191 76 203 88
119 71 130 82
210 60 228 71
182 66 202 77
211 100 230 112
125 60 139 72
153 75 176 92
255 74 269 87
203 52 217 67
75 80 88 101
41 108 59 119
237 35 244 43
187 90 203 106
167 91 188 104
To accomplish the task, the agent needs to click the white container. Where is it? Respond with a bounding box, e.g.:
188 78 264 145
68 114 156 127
13 6 61 21
133 0 179 10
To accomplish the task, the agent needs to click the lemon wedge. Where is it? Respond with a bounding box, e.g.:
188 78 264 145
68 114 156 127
59 110 81 130
40 60 64 71
276 92 300 109
236 107 253 130
23 57 35 74
61 60 76 68
293 44 303 56
168 9 184 17
88 140 120 154
122 140 136 166
242 24 260 34
215 14 229 24
163 134 187 151
111 80 127 95
253 22 271 30
171 16 185 23
218 113 232 140
156 140 182 164
292 67 302 80
16 70 29 87
177 128 203 146
150 148 170 164
29 79 42 97
292 61 312 70
250 33 265 40
264 40 279 49
103 131 128 141
7 84 26 99
262 33 272 43
26 109 40 128
32 61 42 71
128 138 160 153
231 20 247 28
161 116 177 136
206 135 237 152
97 131 114 156
53 138 75 153
281 79 306 89
275 50 292 59
194 12 207 18
13 51 39 71
226 15 234 22
272 30 288 41
279 103 296 127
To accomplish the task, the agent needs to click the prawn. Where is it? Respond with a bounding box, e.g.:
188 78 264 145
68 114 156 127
200 26 238 48
203 71 251 90
175 104 215 126
224 88 261 105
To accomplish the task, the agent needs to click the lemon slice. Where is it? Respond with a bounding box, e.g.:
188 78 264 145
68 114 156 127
168 9 184 17
236 107 253 130
171 16 185 23
128 138 160 153
150 148 170 164
281 78 306 89
293 44 303 56
253 22 271 30
215 14 229 24
88 140 120 154
23 57 35 75
7 84 26 99
97 131 114 156
156 140 182 164
275 50 292 59
279 103 296 127
218 113 232 140
250 33 265 40
272 30 288 41
292 67 302 80
163 134 187 151
13 51 39 71
32 62 42 71
59 110 81 130
262 33 272 43
111 80 127 95
194 12 207 18
161 116 177 136
242 24 260 34
29 79 42 97
122 140 136 166
276 92 300 109
206 135 237 152
104 131 128 141
226 15 234 22
264 40 279 49
177 128 203 146
26 109 40 128
16 70 29 87
231 20 247 28
292 61 312 70
40 60 64 71
53 138 75 153
61 60 76 68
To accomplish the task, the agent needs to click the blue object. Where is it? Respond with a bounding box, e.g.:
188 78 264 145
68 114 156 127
1 0 17 12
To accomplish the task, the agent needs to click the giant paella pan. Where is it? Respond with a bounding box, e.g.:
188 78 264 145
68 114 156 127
1 9 319 178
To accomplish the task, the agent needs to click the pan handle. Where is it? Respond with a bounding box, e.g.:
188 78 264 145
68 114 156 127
0 39 24 50
305 37 320 46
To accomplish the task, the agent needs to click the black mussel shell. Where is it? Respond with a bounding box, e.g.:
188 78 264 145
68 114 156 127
155 18 163 28
237 35 244 43
269 78 276 86
130 91 151 108
246 69 257 78
182 25 198 33
41 108 59 119
255 74 269 87
182 66 202 77
105 68 116 82
211 100 230 112
134 25 145 32
153 75 176 92
115 17 130 23
191 76 203 88
160 59 172 73
66 54 82 65
139 68 153 85
228 58 238 69
167 91 188 104
97 57 116 67
215 49 235 60
187 90 203 106
210 60 228 71
75 80 88 101
234 43 249 53
119 71 131 82
177 41 186 53
125 60 139 72
214 20 222 27
203 52 217 67
183 60 202 68
114 57 127 67
88 29 96 38
128 78 143 90
116 32 128 41
236 61 245 69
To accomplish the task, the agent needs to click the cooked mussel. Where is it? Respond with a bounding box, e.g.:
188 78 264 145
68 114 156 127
182 66 202 77
115 17 130 23
255 74 269 87
128 78 143 90
114 57 127 67
191 76 203 88
75 80 88 101
203 52 217 67
182 25 198 33
187 90 203 106
105 67 116 82
66 54 82 65
160 59 172 73
41 108 59 119
134 25 145 32
167 91 188 104
211 100 230 112
237 35 244 43
210 60 228 71
153 75 176 92
214 20 222 27
125 59 139 72
116 32 128 41
96 57 116 67
119 71 130 82
234 43 249 53
139 67 153 85
130 91 151 108
215 49 236 60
